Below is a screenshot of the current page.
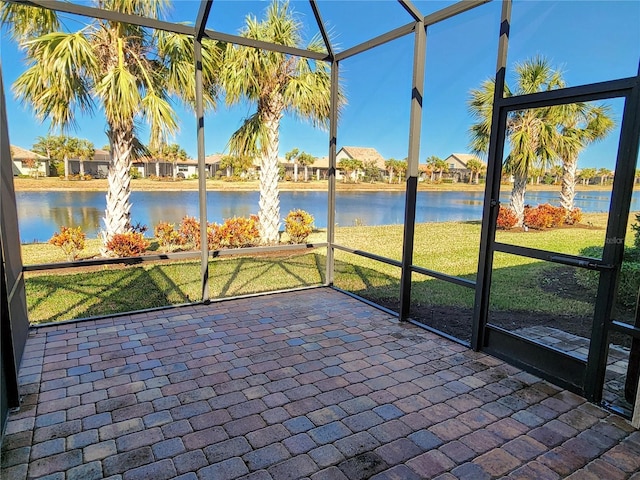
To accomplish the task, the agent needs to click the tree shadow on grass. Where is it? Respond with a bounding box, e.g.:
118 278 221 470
214 252 326 298
25 266 191 323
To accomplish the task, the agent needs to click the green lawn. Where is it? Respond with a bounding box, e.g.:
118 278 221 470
23 212 636 325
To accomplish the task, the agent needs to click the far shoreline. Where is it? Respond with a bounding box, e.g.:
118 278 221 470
12 177 621 193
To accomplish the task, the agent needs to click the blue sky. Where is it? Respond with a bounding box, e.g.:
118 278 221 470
2 0 639 170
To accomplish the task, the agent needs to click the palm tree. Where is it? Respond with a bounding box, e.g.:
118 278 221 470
2 2 222 247
579 167 597 185
597 167 612 186
556 104 614 213
221 1 338 244
385 158 399 184
76 139 95 178
469 57 564 226
159 143 188 180
550 164 563 185
425 155 441 182
466 158 484 184
32 134 74 178
285 148 300 182
435 158 449 181
396 159 408 183
337 158 362 183
297 151 315 182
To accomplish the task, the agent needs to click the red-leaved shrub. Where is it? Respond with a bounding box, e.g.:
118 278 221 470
49 226 86 261
496 206 518 229
154 222 184 252
565 208 583 225
524 203 565 229
106 232 150 257
179 216 200 245
212 215 260 249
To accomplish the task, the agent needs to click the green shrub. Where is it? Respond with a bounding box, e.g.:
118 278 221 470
129 167 142 179
285 210 314 244
106 232 150 257
576 245 640 308
632 213 640 249
49 226 86 261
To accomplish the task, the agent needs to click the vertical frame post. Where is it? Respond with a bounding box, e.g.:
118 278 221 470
584 67 640 401
399 20 426 320
471 0 511 350
326 60 339 286
195 38 209 303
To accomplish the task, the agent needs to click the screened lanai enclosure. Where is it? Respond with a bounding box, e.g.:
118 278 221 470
2 0 640 444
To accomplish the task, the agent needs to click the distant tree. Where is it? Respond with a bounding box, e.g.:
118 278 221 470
162 144 188 180
469 57 565 226
33 135 80 179
579 167 597 185
338 158 362 183
550 164 563 184
466 158 484 184
555 104 614 213
221 1 339 244
597 167 612 185
425 156 441 182
362 160 381 183
22 157 41 178
434 158 449 181
2 0 223 248
385 158 399 184
220 154 253 177
297 152 315 182
395 159 408 183
76 139 95 178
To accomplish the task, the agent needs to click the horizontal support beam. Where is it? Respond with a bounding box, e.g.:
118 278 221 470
23 243 328 273
203 29 329 61
411 264 476 289
497 76 638 111
494 242 614 271
13 0 194 35
332 244 403 268
423 0 490 27
336 22 415 61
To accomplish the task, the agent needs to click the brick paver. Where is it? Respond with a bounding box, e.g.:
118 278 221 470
1 288 639 479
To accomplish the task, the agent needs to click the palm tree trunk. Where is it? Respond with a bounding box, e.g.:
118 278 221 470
103 125 133 249
304 165 308 182
79 160 85 177
173 161 177 180
258 110 282 244
510 173 527 227
155 161 160 177
64 156 69 180
293 163 298 182
560 159 577 212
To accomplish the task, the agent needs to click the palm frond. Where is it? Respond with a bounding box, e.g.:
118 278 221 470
0 3 59 41
227 113 268 158
94 38 141 130
13 31 97 130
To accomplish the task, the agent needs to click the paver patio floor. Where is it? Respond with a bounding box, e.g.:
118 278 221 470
1 287 639 479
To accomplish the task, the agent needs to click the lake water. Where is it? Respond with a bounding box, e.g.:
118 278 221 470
15 189 640 243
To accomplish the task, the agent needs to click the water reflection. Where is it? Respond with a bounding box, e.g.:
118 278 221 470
15 189 639 243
